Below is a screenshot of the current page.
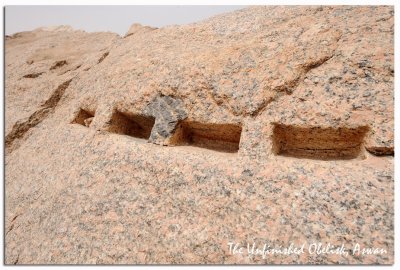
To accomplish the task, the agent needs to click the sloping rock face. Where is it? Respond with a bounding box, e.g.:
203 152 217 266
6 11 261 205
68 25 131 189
5 6 393 264
5 26 119 153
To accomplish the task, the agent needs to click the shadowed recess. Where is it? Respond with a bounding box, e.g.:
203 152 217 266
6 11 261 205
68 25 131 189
107 110 155 140
50 60 68 70
22 72 44 78
170 121 242 153
72 108 95 127
97 52 109 64
272 124 369 160
5 79 72 154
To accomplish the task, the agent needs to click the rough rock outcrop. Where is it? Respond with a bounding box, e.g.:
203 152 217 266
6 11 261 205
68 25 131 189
124 23 157 37
5 6 394 264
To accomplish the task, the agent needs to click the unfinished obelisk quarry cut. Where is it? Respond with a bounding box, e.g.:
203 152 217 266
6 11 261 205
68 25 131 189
5 6 394 264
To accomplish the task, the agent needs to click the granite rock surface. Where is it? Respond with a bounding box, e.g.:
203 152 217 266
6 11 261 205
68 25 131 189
5 6 394 264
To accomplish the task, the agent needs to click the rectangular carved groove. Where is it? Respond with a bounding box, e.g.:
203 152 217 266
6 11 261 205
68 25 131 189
272 124 369 160
108 111 155 140
170 121 242 153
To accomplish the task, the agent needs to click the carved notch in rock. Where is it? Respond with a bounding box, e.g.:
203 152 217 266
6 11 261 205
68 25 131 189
107 110 155 140
144 95 188 145
272 124 369 160
72 108 95 127
170 121 242 153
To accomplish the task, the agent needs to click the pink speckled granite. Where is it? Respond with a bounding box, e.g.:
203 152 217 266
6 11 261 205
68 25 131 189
5 6 393 264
